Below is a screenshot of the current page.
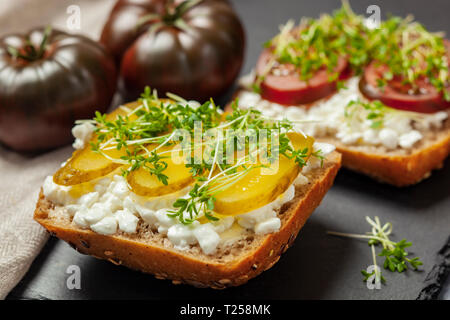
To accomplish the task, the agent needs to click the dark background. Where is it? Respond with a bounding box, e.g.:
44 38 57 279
7 0 450 300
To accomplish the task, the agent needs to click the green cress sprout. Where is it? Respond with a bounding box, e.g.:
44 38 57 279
78 87 324 224
344 99 427 130
254 0 370 91
254 0 450 100
345 99 388 129
328 216 423 286
369 16 450 100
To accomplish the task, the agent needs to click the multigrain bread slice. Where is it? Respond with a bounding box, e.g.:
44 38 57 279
34 152 341 289
228 93 450 187
319 121 450 186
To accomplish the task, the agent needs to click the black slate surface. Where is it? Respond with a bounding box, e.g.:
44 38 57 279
6 0 450 300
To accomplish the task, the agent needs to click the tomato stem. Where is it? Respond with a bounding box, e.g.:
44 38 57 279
7 25 52 62
135 0 201 31
163 0 202 25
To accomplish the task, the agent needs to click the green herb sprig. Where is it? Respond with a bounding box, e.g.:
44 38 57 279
328 216 423 286
345 99 387 129
344 99 427 131
77 88 324 225
255 1 450 100
369 16 450 100
255 1 369 91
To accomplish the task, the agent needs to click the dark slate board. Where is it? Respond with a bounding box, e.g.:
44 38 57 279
7 0 450 300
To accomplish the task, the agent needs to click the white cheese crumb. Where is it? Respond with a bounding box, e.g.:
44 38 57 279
167 224 197 250
99 193 122 213
379 128 399 150
111 179 129 198
362 129 380 144
83 204 108 224
212 216 234 233
294 173 309 186
123 196 136 212
116 209 139 234
90 216 117 235
65 204 79 217
154 208 177 235
135 205 157 225
339 132 362 145
431 111 448 125
72 208 89 228
282 184 295 202
237 205 276 230
254 217 281 235
399 130 423 149
72 122 95 150
42 176 73 205
313 142 336 156
193 224 221 255
78 192 99 208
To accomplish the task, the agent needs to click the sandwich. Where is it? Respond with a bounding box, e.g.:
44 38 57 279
34 89 341 288
235 2 450 186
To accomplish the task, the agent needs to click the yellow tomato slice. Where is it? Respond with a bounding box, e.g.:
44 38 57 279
53 102 141 186
212 132 314 215
127 144 194 197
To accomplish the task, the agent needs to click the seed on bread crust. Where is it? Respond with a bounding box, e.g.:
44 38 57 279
185 279 209 288
108 258 122 265
80 239 90 248
218 278 231 285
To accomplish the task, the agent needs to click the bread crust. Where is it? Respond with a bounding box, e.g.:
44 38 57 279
326 133 450 186
34 152 341 289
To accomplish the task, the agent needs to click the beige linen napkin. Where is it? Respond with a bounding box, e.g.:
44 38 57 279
0 0 114 299
0 147 72 299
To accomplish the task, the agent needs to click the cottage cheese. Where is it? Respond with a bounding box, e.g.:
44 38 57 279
72 122 96 149
46 100 337 256
44 174 294 254
43 142 332 255
238 76 448 150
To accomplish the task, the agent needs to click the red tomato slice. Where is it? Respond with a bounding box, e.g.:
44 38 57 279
359 40 450 114
256 48 350 106
359 61 450 114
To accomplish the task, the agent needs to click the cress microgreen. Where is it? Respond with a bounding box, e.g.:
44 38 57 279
345 99 388 129
254 1 369 89
79 87 323 225
344 99 427 130
328 216 423 285
369 15 450 100
254 0 450 100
